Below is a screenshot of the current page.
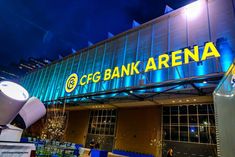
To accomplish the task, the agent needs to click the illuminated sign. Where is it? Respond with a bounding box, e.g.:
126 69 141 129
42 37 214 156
65 73 78 93
65 42 221 93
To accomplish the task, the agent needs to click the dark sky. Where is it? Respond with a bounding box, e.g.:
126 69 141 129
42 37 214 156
0 0 194 67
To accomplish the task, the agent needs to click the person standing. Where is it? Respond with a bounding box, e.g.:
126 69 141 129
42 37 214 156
88 139 95 156
167 148 173 157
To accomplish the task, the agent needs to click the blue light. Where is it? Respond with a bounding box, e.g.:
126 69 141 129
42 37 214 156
190 128 195 133
216 38 234 72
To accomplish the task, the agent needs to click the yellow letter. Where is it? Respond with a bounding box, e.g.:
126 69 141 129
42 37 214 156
111 66 120 79
201 42 220 61
172 50 183 67
93 72 101 83
131 61 140 75
184 46 199 64
104 69 112 81
80 75 87 86
87 73 93 84
145 57 157 72
158 54 170 69
121 64 130 77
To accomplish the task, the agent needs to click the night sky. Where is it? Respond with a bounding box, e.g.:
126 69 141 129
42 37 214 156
0 0 194 67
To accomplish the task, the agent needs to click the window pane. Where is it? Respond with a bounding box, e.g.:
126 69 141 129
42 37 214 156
98 117 102 122
180 116 188 125
180 126 188 141
110 124 115 135
208 104 214 114
209 115 215 126
199 126 209 143
103 110 107 115
210 127 217 144
92 128 95 134
163 107 170 115
199 115 208 126
171 126 179 141
198 105 208 114
107 110 112 116
171 106 178 115
111 117 116 123
94 110 98 116
189 126 199 142
189 116 198 125
112 110 116 116
179 106 187 114
188 105 197 114
163 116 170 124
88 109 116 136
163 126 170 140
171 116 178 124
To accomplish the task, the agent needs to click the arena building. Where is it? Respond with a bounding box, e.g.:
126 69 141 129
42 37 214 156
20 0 235 156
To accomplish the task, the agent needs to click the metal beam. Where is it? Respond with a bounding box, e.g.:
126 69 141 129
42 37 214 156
190 83 206 96
54 73 223 102
125 91 145 101
145 85 182 99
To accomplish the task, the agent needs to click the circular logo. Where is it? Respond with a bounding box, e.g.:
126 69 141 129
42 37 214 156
231 75 235 88
65 73 78 93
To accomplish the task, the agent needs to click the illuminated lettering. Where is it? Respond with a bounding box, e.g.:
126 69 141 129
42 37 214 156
121 64 131 77
80 75 87 86
93 72 101 83
201 42 220 60
65 41 221 90
145 57 157 72
131 61 140 75
184 46 199 64
158 54 169 69
172 50 183 67
87 73 93 84
104 69 112 81
111 66 120 79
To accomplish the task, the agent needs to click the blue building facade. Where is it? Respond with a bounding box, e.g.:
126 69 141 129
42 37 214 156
20 0 235 104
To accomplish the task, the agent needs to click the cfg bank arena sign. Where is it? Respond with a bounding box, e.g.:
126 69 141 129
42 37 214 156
65 42 221 93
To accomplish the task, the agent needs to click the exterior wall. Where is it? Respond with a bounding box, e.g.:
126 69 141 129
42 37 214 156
20 0 235 102
114 107 161 156
64 110 89 145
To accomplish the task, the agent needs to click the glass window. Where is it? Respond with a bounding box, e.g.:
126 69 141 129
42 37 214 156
179 106 187 114
198 105 208 114
210 127 217 144
209 115 215 126
88 109 117 135
171 126 179 141
112 110 116 116
199 115 208 126
162 104 216 144
94 110 98 116
163 116 170 124
199 126 209 143
110 124 115 135
163 126 170 140
171 106 178 115
180 116 188 125
189 116 198 124
188 105 197 114
107 110 112 116
171 116 178 124
103 110 107 115
163 107 170 115
180 126 188 141
189 126 199 142
208 104 214 114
